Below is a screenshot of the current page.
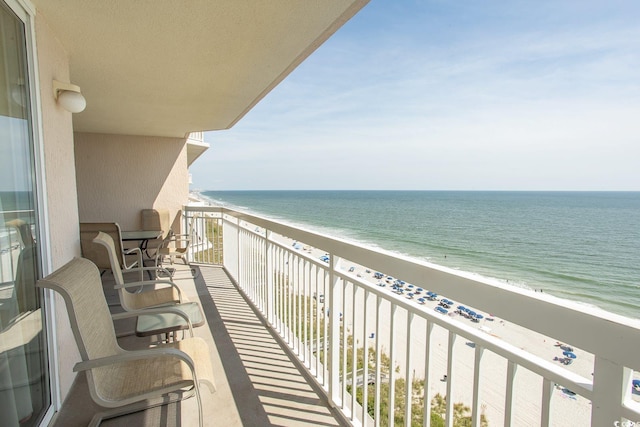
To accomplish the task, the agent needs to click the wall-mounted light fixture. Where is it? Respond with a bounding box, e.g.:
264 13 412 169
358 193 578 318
53 79 86 113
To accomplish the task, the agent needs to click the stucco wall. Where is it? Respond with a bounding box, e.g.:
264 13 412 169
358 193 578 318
74 132 189 232
35 15 82 403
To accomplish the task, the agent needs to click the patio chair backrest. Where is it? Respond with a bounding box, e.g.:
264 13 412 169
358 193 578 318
37 257 121 369
79 222 124 270
141 208 170 240
91 232 133 304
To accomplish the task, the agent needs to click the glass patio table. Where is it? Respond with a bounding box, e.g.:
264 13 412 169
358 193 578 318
135 302 204 340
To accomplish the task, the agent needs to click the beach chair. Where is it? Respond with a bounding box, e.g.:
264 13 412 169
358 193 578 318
37 257 215 426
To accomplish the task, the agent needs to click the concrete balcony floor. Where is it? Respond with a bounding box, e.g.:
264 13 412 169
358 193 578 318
51 264 344 427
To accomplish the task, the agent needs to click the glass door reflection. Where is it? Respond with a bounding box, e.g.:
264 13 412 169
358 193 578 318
1 2 51 426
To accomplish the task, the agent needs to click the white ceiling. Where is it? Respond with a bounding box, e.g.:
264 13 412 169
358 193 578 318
32 0 368 137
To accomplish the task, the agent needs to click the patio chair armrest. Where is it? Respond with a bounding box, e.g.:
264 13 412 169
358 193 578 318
118 279 178 287
115 280 183 302
172 237 190 244
163 237 191 247
127 266 170 272
124 265 174 277
111 306 194 336
74 347 196 373
170 233 190 239
122 247 143 270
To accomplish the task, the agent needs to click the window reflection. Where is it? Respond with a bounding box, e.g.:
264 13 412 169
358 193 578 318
0 2 50 426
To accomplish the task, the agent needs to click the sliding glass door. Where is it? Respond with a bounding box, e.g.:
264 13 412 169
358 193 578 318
0 2 51 426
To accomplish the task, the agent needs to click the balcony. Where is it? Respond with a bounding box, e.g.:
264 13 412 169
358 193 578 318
53 205 640 426
52 263 344 426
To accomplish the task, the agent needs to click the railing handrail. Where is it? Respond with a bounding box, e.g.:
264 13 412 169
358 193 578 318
185 203 640 424
184 204 640 372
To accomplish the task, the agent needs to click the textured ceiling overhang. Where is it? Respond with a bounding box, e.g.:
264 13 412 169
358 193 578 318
33 0 369 137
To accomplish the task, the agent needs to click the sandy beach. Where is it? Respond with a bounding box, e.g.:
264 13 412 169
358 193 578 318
279 234 596 426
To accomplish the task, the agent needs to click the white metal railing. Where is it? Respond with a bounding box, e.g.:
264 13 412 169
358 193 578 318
183 205 640 427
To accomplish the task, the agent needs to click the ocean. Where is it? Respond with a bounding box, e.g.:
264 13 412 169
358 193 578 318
201 190 640 319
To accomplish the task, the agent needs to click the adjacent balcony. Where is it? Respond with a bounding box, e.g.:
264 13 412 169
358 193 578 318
54 205 640 426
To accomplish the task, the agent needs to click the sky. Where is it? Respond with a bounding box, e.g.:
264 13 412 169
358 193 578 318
191 1 640 191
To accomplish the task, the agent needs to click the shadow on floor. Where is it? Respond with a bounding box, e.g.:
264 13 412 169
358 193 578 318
195 266 342 426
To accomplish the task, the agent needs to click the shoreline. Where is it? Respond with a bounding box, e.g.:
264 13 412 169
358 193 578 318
194 190 639 321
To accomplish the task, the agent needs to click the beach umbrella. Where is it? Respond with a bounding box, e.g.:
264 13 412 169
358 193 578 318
475 314 484 320
563 351 577 359
457 305 466 311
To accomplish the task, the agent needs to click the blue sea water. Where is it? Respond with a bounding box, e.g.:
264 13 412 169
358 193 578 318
201 191 640 319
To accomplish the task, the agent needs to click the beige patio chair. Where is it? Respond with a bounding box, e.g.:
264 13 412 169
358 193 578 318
157 228 191 266
37 257 215 426
80 222 141 275
141 208 171 258
92 231 188 311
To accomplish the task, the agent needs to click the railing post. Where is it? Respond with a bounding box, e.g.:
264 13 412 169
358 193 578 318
404 312 414 427
591 356 630 425
423 321 434 427
388 303 397 427
236 217 241 286
445 332 457 427
471 345 485 427
504 361 518 426
265 230 273 324
182 209 190 263
328 254 342 407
